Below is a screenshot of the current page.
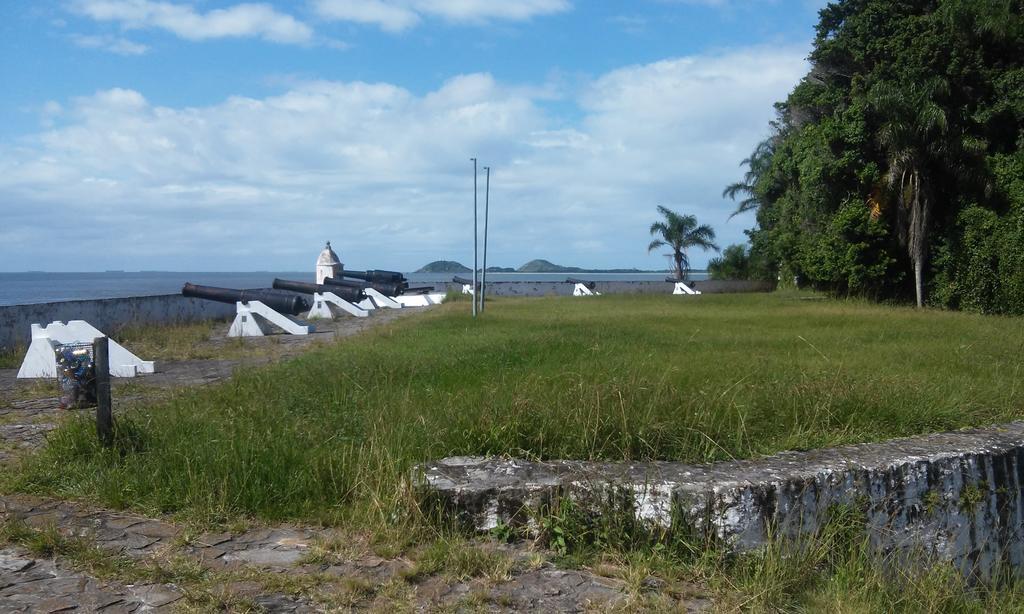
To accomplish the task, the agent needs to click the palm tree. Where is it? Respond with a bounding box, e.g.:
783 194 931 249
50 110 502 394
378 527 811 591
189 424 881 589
723 138 774 219
869 77 985 307
648 206 720 281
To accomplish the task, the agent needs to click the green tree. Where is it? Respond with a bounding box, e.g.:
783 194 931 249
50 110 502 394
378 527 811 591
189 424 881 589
723 138 775 219
647 206 719 280
869 79 948 307
708 244 752 280
731 0 1023 311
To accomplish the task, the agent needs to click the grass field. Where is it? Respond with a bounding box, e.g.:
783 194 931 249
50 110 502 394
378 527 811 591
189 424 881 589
7 292 1024 522
4 292 1024 610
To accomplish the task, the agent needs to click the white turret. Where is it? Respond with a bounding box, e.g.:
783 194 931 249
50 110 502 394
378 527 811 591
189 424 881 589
316 241 343 284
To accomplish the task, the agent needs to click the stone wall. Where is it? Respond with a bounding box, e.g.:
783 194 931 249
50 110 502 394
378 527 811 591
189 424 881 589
1 279 774 352
0 295 235 352
419 423 1024 581
433 279 774 297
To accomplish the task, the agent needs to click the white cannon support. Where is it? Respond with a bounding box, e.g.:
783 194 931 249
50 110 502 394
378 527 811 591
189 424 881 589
394 293 446 307
228 301 312 337
17 320 155 379
572 283 601 296
363 288 402 309
672 282 701 295
307 292 369 319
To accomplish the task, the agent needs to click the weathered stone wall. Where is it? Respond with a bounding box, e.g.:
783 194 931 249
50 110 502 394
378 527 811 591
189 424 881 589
418 423 1024 580
0 295 235 351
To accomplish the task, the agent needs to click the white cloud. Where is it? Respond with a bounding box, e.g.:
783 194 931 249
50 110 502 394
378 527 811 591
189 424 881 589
0 46 807 271
311 0 419 32
70 0 313 44
70 33 149 54
312 0 570 31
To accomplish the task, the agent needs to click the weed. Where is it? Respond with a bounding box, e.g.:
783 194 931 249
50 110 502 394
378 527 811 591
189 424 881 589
961 482 987 510
0 345 25 369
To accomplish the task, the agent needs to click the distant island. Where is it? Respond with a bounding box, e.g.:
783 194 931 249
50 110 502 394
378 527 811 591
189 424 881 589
416 259 665 274
417 260 472 273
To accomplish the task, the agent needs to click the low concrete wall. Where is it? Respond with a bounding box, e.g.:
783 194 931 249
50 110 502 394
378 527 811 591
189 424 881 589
419 423 1024 581
433 279 773 297
1 279 774 352
0 295 235 351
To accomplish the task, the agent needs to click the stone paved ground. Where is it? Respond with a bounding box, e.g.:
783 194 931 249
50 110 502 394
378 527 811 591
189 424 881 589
1 546 182 613
0 309 711 612
0 494 710 612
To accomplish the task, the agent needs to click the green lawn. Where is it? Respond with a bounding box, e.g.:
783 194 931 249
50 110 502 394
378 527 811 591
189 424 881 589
6 292 1024 526
6 292 1024 611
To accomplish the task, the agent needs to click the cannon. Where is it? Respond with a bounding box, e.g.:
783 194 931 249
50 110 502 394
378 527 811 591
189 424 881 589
452 276 479 287
182 283 310 315
403 286 436 295
341 269 407 286
566 277 596 290
323 276 406 297
272 278 364 303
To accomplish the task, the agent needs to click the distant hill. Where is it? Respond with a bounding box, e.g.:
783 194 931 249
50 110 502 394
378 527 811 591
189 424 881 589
419 258 667 274
517 259 584 273
416 260 471 273
516 259 656 273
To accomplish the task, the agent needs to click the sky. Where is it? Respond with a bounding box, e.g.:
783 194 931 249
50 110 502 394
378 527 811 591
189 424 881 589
0 0 827 272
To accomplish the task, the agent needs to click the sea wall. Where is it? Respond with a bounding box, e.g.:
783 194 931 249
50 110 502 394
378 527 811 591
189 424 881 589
1 279 773 352
434 279 774 296
419 423 1024 581
0 295 235 351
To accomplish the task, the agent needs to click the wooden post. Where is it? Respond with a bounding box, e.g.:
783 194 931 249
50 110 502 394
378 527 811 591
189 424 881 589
93 336 113 447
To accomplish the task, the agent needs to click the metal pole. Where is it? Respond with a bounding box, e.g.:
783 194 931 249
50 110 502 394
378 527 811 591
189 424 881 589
481 166 490 312
93 336 113 447
471 157 478 318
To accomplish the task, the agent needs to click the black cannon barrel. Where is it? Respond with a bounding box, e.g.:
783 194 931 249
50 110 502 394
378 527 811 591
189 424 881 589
322 277 363 289
323 276 405 297
342 269 407 285
182 283 311 315
566 277 597 290
272 278 364 303
404 286 436 295
452 276 478 286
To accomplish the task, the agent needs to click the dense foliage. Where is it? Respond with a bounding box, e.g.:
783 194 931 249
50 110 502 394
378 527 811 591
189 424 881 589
731 0 1024 312
707 244 770 280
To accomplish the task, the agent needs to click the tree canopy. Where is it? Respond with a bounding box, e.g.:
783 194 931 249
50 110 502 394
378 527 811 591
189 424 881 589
735 0 1024 312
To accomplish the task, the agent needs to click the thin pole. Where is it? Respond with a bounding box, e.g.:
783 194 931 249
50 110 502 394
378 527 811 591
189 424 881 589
93 336 113 447
480 166 490 312
471 157 478 318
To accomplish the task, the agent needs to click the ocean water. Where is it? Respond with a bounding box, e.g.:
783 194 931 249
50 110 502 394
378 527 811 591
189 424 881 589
0 271 708 306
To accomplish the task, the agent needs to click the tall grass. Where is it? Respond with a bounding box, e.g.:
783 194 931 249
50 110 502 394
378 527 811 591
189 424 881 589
4 293 1024 529
7 293 1024 609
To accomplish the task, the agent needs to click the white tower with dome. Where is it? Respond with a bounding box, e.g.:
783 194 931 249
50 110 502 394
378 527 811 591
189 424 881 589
316 241 343 284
